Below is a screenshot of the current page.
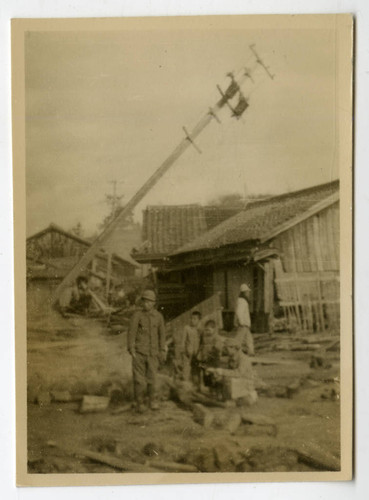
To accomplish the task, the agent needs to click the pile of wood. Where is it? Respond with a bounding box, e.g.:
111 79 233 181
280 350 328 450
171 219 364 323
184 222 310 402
254 332 340 355
46 441 198 473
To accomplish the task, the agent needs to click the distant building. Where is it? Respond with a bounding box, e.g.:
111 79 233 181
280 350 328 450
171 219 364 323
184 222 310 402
27 223 139 316
135 181 340 334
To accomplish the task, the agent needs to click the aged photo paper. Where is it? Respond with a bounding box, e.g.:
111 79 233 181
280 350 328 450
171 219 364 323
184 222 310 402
12 14 353 486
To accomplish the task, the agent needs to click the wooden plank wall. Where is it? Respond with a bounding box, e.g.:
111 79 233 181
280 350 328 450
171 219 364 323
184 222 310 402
213 265 253 312
27 230 87 260
274 202 339 273
272 202 340 333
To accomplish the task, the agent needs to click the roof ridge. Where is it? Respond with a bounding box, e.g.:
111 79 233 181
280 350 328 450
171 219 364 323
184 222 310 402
27 223 138 267
170 179 340 256
27 222 91 247
244 179 339 210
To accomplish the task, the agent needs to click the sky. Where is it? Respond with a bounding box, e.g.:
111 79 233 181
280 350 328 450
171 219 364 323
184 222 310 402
25 19 338 237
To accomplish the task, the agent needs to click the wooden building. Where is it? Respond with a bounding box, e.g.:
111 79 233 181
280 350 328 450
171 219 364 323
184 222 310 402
138 181 340 333
27 223 138 317
132 204 239 318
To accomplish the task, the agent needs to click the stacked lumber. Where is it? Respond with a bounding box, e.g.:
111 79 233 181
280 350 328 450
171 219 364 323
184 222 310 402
254 333 340 354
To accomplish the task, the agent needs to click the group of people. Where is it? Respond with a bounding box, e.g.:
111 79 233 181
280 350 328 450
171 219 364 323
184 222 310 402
58 276 93 316
57 275 134 317
127 284 257 413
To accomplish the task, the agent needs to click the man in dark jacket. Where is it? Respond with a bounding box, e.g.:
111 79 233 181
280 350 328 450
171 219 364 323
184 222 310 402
128 289 166 412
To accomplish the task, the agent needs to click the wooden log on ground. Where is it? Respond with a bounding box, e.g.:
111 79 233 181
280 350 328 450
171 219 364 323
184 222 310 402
251 357 297 366
240 412 278 436
300 335 340 344
147 460 198 472
74 449 156 472
111 403 133 415
192 403 214 428
293 442 340 471
323 339 340 352
240 412 275 426
290 344 322 351
275 343 293 351
225 413 242 434
79 395 110 413
50 390 72 402
213 443 236 471
54 445 158 472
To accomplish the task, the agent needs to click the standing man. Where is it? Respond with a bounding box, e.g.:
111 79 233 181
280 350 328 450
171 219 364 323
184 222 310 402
128 289 166 413
235 283 255 356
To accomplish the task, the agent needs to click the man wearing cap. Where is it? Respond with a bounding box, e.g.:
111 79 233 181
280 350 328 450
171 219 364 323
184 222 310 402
206 337 257 404
234 283 255 356
128 289 166 412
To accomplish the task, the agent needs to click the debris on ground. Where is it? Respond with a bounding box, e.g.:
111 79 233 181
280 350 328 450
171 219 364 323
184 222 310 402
213 443 237 471
293 442 340 471
225 412 242 435
320 388 339 401
240 412 275 426
142 442 161 457
242 446 300 472
27 314 340 474
50 390 73 402
286 379 301 398
310 355 332 369
110 403 133 415
184 446 218 472
36 391 51 407
192 403 215 428
79 395 110 413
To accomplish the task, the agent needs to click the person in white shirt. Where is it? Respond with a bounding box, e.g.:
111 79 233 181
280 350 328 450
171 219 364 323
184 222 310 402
234 283 255 356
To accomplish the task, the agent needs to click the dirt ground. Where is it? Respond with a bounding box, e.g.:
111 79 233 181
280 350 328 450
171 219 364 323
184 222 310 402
26 313 341 474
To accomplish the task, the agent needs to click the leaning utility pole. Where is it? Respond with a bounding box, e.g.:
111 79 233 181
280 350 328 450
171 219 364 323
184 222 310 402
51 45 274 306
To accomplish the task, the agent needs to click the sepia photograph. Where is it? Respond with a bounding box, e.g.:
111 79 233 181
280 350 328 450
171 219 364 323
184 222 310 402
12 14 353 486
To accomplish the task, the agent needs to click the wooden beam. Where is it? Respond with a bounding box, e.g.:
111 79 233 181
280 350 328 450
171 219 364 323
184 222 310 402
47 441 159 472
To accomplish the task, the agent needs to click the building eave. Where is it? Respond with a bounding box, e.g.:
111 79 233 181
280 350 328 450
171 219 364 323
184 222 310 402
164 241 258 272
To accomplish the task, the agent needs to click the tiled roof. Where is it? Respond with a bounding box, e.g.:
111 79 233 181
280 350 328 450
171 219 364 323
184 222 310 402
135 205 239 257
171 180 339 256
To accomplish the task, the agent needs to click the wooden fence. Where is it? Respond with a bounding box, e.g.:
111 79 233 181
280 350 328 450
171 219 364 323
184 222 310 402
274 271 340 333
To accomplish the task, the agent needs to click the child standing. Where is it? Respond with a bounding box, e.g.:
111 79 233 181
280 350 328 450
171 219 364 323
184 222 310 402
182 311 202 382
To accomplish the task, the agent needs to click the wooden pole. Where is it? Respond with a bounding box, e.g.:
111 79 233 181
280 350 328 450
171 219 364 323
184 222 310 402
50 72 255 306
50 52 273 306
